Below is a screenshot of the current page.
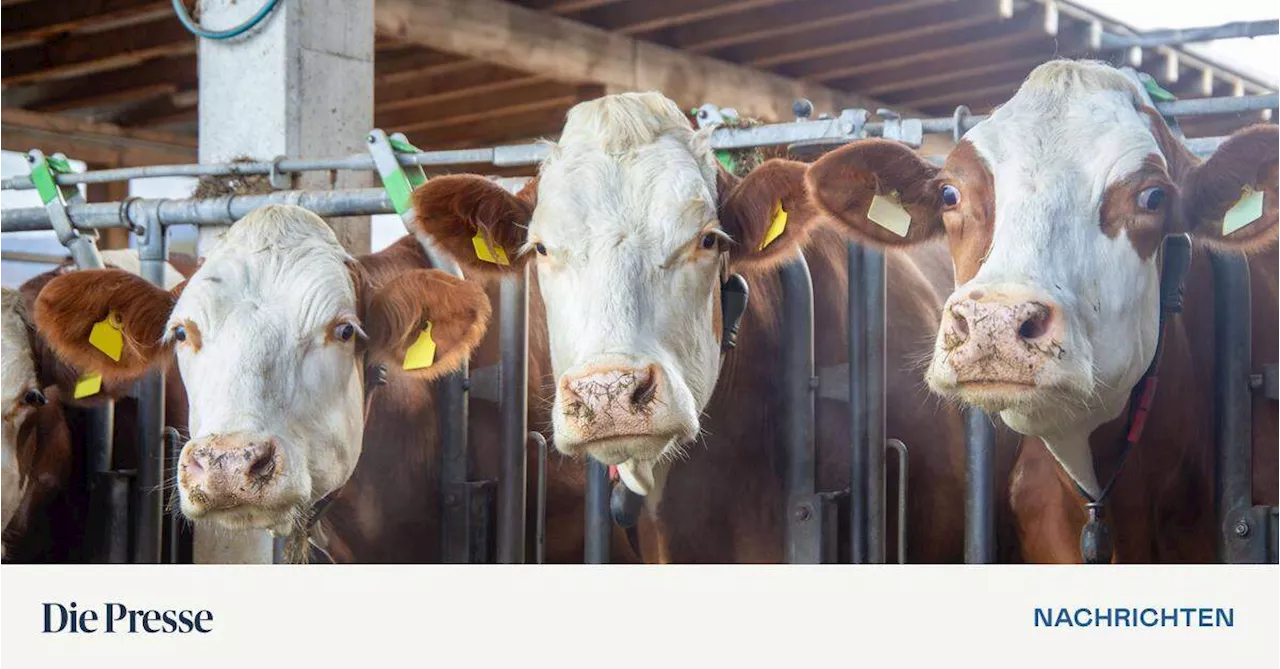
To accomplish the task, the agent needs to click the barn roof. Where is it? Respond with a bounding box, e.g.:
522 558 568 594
2 0 1275 170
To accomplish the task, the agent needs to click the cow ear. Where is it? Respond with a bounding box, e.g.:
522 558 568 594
365 269 492 381
410 175 535 277
718 159 825 271
32 269 176 385
1177 124 1278 252
807 139 945 247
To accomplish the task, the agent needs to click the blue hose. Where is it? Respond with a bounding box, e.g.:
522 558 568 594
172 0 281 40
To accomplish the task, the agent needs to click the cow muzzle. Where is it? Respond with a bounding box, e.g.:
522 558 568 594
178 432 300 530
930 284 1069 405
553 357 696 464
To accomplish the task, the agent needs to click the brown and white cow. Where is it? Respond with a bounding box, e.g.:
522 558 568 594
807 59 1278 562
3 251 192 562
410 92 986 562
30 206 636 563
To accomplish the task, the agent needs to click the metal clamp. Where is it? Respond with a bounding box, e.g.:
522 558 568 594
952 105 972 144
27 149 104 270
268 155 292 190
878 109 923 148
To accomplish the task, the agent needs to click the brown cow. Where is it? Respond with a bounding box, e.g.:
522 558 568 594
409 92 993 562
806 59 1278 562
32 206 637 563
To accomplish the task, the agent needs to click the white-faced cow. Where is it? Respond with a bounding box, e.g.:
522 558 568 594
410 92 988 562
33 205 492 542
807 59 1278 562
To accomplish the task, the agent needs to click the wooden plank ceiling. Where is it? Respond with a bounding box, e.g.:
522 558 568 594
2 0 1275 168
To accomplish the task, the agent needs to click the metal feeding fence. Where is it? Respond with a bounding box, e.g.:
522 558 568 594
3 75 1277 566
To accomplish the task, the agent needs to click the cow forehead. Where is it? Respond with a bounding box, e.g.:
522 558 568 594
533 135 718 248
171 208 356 336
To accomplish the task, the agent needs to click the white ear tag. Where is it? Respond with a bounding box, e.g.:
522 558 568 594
1222 186 1265 236
867 191 911 237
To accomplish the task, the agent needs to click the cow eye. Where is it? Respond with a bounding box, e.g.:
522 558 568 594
700 233 719 250
335 323 356 342
1138 186 1165 211
941 184 961 207
173 325 187 342
23 389 46 407
534 242 548 256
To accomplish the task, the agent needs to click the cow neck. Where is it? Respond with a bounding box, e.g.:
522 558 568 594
608 254 749 561
1075 234 1192 563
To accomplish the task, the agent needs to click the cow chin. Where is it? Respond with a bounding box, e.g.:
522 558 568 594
183 500 305 537
927 354 1095 417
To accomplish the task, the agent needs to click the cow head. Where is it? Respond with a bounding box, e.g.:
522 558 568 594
33 205 491 534
410 92 821 495
1 288 49 552
808 59 1278 495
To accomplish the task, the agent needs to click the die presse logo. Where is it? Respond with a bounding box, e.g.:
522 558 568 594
42 602 213 634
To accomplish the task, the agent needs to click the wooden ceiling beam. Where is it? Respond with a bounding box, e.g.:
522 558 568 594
376 63 535 111
1 107 196 166
6 55 195 112
2 0 172 51
731 0 1003 69
377 79 578 130
374 0 896 123
2 17 192 87
570 0 793 37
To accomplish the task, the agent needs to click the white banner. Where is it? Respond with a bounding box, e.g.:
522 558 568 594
2 565 1276 668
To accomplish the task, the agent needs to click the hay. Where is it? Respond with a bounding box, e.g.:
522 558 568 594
191 156 276 199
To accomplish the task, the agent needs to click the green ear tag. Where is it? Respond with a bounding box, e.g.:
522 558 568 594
88 310 124 362
1223 187 1265 236
868 191 911 238
403 321 437 371
74 372 103 399
757 200 788 251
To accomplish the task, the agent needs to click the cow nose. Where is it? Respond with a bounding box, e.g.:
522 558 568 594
561 364 661 415
180 435 282 511
940 288 1065 383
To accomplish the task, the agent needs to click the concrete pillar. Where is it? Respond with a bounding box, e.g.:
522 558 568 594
194 0 374 564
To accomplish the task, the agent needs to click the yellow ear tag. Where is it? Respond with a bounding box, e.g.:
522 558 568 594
402 321 437 371
868 191 912 238
73 372 103 399
1222 186 1265 236
757 200 789 251
88 310 124 362
472 230 510 266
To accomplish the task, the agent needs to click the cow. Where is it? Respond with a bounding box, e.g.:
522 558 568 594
409 91 990 562
31 205 638 563
805 59 1278 562
3 250 191 562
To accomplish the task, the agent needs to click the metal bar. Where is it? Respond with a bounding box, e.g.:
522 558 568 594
87 471 131 564
162 427 187 564
0 250 69 264
847 243 870 564
584 458 611 564
496 267 530 564
1212 251 1256 563
780 250 819 564
5 93 1271 191
887 439 909 565
1100 19 1279 49
131 209 167 565
963 407 998 564
863 248 887 564
531 431 548 565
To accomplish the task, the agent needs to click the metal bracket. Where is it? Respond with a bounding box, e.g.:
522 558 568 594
1225 505 1279 564
878 108 923 148
1250 364 1279 401
27 149 104 270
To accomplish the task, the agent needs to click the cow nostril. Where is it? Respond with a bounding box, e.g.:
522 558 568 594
1018 305 1052 341
185 454 205 476
950 306 970 339
630 371 657 407
245 443 277 480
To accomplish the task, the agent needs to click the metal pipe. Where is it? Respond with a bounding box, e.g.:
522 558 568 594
1212 251 1254 563
496 268 530 564
584 458 611 564
162 427 186 564
531 431 548 565
82 404 115 475
131 213 167 565
87 471 131 564
5 93 1270 191
963 407 998 564
887 438 909 565
1100 19 1279 49
780 251 818 564
847 243 870 563
863 248 887 564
